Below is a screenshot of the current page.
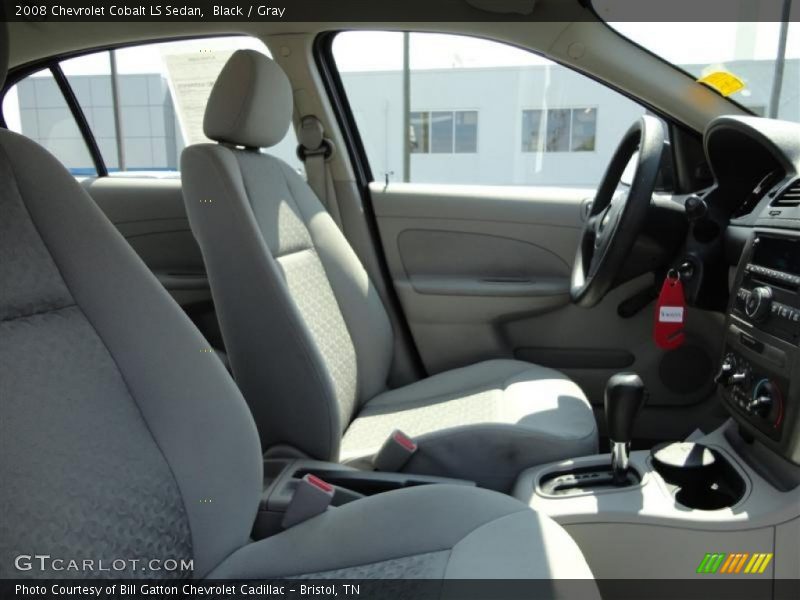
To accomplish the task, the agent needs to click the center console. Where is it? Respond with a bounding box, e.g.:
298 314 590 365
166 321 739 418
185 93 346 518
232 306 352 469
254 458 475 539
512 232 800 580
513 422 799 580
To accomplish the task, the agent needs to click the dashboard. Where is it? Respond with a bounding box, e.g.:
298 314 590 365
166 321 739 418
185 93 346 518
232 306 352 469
706 117 800 228
698 116 800 465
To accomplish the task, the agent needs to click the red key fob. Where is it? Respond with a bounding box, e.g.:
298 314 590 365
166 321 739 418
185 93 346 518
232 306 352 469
654 271 686 350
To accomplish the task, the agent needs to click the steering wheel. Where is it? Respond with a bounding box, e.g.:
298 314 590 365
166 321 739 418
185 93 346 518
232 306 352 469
570 115 665 308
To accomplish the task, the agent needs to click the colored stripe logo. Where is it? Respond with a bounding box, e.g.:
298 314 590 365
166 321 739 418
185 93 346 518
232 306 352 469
697 552 773 574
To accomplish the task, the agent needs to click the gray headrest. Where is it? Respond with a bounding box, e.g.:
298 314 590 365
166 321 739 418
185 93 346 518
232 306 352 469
203 50 292 148
0 22 8 88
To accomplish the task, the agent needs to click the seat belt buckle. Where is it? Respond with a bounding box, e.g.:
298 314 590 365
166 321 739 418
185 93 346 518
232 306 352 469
373 429 418 472
282 474 335 529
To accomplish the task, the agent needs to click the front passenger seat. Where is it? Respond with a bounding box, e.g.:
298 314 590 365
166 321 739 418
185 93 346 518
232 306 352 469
182 50 598 491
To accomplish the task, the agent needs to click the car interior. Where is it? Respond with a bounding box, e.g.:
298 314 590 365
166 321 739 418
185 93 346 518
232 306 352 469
1 0 799 595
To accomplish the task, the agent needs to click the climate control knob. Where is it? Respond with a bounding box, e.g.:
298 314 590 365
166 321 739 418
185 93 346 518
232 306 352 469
746 395 773 418
714 353 737 385
744 286 773 322
749 379 782 422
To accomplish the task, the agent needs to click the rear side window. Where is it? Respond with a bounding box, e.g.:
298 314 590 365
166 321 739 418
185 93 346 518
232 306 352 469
3 69 97 176
3 36 302 178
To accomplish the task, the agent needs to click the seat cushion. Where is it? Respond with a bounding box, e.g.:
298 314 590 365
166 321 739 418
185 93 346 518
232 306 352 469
210 484 598 591
341 360 598 491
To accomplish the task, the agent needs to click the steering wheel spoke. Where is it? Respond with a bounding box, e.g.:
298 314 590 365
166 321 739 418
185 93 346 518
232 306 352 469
570 115 666 308
586 212 603 235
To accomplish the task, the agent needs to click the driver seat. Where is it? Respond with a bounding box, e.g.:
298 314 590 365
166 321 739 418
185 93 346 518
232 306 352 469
182 50 598 491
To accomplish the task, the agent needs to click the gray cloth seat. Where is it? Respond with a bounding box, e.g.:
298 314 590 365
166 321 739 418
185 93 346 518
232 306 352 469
210 484 593 581
0 26 597 588
341 360 598 490
181 49 598 492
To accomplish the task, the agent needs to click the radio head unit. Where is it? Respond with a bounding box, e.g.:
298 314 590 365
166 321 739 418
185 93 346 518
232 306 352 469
734 237 800 343
752 236 800 285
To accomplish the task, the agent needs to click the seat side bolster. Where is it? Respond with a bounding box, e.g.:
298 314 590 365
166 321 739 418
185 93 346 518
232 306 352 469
206 484 526 579
181 144 342 460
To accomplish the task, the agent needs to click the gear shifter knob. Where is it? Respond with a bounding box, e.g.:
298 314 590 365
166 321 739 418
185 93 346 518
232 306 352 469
605 373 645 443
604 373 645 484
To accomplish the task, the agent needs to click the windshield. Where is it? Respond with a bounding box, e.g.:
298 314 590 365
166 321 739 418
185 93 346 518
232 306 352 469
604 21 799 123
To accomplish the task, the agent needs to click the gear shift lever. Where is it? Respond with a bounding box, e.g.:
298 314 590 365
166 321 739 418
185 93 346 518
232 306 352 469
537 373 645 497
604 373 645 484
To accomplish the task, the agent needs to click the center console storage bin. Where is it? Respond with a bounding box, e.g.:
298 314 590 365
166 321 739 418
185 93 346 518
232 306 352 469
254 459 475 539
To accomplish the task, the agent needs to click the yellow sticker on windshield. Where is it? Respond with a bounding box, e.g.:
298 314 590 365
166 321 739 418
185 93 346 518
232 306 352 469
698 71 745 97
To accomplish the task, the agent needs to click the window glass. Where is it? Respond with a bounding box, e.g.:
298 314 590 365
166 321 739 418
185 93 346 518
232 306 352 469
332 32 647 187
430 111 454 153
455 110 478 153
572 107 597 152
3 69 96 176
64 37 302 177
61 51 178 174
408 110 477 154
410 111 429 153
522 108 598 153
546 108 571 152
602 18 799 122
521 109 544 152
4 36 302 179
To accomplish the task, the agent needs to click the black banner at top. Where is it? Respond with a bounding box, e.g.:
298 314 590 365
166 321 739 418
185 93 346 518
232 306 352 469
1 0 799 23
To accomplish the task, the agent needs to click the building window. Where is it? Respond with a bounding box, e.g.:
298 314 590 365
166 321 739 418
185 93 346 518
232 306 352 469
521 109 544 152
410 110 478 154
571 107 597 151
522 107 598 153
410 111 429 153
455 111 478 153
431 111 454 153
546 108 571 152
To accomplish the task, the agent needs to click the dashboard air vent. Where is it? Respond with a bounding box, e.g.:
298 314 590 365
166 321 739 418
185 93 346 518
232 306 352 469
734 170 782 217
773 180 800 207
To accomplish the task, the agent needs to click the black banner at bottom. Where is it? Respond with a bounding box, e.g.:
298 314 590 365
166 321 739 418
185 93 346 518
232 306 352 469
1 579 796 600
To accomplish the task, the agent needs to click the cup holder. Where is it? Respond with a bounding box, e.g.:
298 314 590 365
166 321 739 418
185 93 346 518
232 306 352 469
651 442 745 510
675 481 742 511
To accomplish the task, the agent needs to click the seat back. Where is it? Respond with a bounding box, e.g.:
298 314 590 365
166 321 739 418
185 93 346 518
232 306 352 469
0 26 262 578
182 50 394 461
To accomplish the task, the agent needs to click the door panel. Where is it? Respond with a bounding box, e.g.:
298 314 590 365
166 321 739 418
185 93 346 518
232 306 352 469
372 182 588 370
82 177 210 307
371 182 725 444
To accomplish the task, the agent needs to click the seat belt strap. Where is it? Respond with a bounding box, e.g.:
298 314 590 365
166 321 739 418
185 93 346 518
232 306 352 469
297 115 343 228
